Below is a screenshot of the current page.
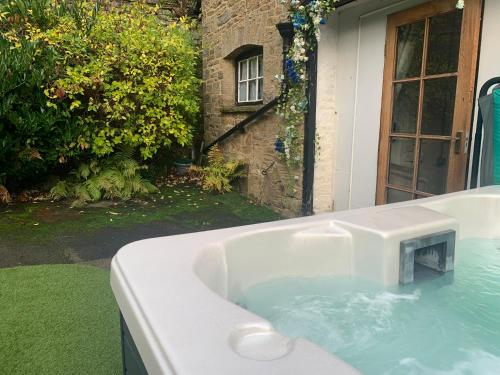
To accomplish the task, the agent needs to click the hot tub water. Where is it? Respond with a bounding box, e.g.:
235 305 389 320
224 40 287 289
236 238 500 374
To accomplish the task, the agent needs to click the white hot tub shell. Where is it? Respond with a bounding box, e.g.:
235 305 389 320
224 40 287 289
110 186 500 375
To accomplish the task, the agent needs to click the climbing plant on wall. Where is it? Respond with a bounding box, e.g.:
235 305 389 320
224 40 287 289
276 0 465 167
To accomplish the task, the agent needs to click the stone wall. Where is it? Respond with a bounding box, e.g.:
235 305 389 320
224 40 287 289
201 0 302 216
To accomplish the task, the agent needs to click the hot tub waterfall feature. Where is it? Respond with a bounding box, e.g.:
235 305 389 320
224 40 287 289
399 230 456 284
111 187 500 375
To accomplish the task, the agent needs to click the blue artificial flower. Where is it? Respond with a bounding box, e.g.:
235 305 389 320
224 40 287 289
285 59 300 84
319 18 326 25
275 138 285 154
292 13 306 29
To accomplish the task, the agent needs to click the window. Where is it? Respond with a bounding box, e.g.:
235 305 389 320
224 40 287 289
237 54 263 103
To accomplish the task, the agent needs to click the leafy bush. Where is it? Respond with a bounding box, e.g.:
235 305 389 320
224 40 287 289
191 146 245 194
0 1 82 190
42 2 201 159
50 148 157 207
0 0 201 193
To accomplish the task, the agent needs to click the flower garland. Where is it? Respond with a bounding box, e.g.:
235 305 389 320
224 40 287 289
275 0 332 168
275 0 465 167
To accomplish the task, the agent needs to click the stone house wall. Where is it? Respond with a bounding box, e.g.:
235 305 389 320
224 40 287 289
201 0 302 216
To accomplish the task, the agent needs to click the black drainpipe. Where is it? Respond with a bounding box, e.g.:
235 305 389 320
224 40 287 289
302 45 318 216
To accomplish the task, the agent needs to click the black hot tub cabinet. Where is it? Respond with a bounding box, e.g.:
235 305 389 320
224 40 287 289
121 314 148 375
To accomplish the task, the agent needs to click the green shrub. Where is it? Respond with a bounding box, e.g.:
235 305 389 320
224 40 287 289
50 148 158 207
0 1 81 190
0 0 200 193
191 146 245 194
42 2 201 159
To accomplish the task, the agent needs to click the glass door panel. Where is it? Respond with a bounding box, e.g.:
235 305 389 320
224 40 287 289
387 189 413 204
426 11 463 75
392 82 420 134
417 140 450 194
421 77 457 136
388 138 415 188
395 21 425 80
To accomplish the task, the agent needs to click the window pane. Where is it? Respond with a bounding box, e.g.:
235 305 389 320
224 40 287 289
258 78 263 100
392 81 420 134
417 139 450 195
249 80 257 101
387 188 413 204
426 10 463 75
421 77 457 136
239 60 248 80
249 57 258 79
238 82 247 102
395 21 425 80
388 138 415 189
415 194 429 200
258 56 263 78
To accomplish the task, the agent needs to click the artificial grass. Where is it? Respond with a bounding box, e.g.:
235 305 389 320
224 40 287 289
0 264 121 375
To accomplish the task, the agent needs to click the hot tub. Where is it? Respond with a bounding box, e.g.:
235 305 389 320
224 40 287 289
111 186 500 374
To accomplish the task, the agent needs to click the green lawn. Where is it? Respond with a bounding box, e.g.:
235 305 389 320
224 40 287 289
0 265 121 375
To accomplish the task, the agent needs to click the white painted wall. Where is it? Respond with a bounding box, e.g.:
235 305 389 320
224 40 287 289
314 0 496 213
313 13 339 212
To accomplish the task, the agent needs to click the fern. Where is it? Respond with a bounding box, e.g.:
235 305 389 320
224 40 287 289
73 183 92 202
77 163 91 180
84 178 102 201
191 145 245 194
50 152 158 206
50 180 71 200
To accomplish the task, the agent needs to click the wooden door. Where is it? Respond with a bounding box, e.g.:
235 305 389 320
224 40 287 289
376 0 482 204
